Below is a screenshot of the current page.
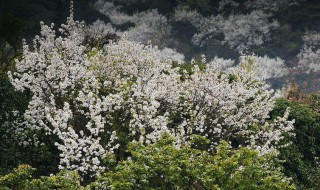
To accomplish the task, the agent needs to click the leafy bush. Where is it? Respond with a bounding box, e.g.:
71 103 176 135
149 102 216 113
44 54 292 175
90 134 295 190
0 165 83 190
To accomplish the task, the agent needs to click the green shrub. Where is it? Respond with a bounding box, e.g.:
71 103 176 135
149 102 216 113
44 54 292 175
272 98 320 189
0 165 84 190
90 134 295 190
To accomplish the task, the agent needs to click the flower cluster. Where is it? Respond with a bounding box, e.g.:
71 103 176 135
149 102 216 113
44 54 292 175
8 5 113 176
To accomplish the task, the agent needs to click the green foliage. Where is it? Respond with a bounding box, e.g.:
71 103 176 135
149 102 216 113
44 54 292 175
0 165 35 190
172 61 206 81
90 134 295 190
30 171 83 190
0 75 29 174
0 75 59 176
272 98 320 189
0 165 84 190
240 55 256 73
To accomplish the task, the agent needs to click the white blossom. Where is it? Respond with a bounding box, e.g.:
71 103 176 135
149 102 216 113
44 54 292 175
298 31 320 72
8 5 111 176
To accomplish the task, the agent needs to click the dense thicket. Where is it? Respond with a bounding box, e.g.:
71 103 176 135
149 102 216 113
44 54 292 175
1 1 320 190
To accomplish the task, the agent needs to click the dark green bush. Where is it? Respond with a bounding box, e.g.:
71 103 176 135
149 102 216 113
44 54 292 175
272 98 320 189
0 165 83 190
0 75 59 176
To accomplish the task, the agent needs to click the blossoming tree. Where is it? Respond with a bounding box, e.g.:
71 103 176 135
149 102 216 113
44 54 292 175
9 2 294 177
